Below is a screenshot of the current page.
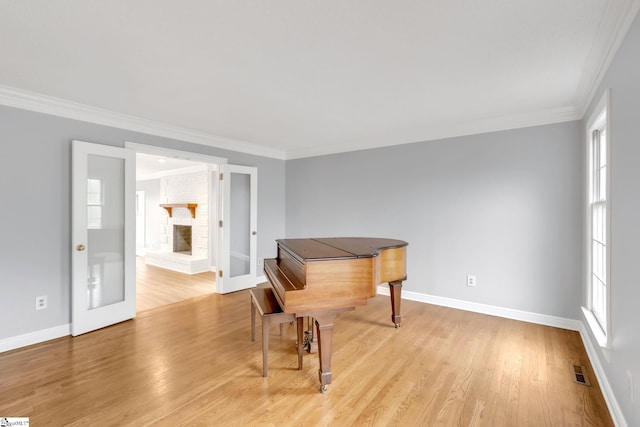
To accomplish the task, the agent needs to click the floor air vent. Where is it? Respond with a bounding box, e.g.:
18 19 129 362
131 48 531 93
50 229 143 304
572 364 591 386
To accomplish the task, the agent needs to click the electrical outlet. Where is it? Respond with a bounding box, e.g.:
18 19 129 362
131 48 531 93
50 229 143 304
36 295 48 310
466 275 476 287
628 370 634 403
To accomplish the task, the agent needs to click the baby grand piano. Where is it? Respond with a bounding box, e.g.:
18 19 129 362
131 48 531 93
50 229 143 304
263 237 408 392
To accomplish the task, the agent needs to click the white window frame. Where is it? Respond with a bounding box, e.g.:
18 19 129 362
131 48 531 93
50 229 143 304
582 89 611 348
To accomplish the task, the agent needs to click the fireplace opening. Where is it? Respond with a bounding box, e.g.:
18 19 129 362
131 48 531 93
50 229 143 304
173 225 192 255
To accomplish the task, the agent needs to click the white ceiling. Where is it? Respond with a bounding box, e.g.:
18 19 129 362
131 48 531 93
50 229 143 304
135 153 205 180
1 1 639 159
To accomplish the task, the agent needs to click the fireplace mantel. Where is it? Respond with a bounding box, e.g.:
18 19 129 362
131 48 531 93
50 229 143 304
160 203 198 218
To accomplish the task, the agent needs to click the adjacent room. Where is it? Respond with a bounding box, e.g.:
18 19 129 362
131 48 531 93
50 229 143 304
135 153 217 312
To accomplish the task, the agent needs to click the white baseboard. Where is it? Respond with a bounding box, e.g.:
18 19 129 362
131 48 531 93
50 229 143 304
144 252 209 274
376 285 625 426
376 286 582 330
0 323 71 353
578 323 628 427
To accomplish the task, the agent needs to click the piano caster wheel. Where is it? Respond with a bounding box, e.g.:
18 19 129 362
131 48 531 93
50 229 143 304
395 323 401 329
320 385 328 393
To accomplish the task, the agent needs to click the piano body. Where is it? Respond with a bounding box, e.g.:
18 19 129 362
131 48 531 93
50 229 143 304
263 237 408 392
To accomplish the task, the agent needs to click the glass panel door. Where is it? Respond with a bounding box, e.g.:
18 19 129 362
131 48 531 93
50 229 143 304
72 141 135 336
217 164 257 293
87 155 125 309
230 171 251 278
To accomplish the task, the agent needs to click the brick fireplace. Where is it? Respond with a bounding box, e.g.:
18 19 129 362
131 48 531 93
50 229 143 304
144 170 209 274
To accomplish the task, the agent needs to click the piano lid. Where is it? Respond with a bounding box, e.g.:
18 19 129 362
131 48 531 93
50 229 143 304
276 237 408 262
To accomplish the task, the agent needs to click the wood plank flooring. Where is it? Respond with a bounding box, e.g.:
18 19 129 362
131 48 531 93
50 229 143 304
136 256 215 312
0 291 612 426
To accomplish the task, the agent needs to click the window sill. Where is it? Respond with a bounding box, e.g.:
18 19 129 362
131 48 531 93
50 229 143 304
581 306 610 348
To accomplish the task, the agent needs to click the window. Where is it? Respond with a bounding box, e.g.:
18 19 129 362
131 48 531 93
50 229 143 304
584 90 610 346
87 178 103 229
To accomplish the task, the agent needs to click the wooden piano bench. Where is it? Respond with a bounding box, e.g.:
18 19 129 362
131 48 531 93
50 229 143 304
250 285 304 377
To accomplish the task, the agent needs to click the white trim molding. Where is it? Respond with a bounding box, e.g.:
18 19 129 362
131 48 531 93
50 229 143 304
0 324 71 354
286 106 581 160
576 0 640 117
0 82 580 161
0 84 286 160
578 322 628 427
584 89 612 347
377 286 582 330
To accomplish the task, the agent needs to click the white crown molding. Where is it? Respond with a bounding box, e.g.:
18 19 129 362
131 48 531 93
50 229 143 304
575 0 640 117
287 106 581 160
0 84 287 160
0 83 581 162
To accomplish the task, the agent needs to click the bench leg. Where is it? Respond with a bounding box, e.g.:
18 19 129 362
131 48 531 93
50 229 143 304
250 296 256 342
262 316 270 377
297 317 304 370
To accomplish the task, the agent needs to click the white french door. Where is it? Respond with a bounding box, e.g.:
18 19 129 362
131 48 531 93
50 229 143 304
71 140 136 336
217 164 258 293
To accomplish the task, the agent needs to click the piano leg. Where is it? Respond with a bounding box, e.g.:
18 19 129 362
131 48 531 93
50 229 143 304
389 280 403 328
314 314 335 393
307 307 354 393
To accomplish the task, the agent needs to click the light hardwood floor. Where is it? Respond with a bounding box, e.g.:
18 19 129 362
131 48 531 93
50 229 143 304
136 256 216 312
0 290 612 425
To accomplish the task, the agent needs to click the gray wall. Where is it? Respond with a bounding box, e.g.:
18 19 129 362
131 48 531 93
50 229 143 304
0 106 285 339
582 11 640 426
286 121 584 319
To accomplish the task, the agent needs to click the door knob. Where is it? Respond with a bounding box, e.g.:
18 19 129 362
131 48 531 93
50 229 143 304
252 231 257 235
76 244 86 252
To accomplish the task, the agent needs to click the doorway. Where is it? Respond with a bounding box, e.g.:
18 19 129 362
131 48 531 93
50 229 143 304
134 151 218 312
73 141 258 335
